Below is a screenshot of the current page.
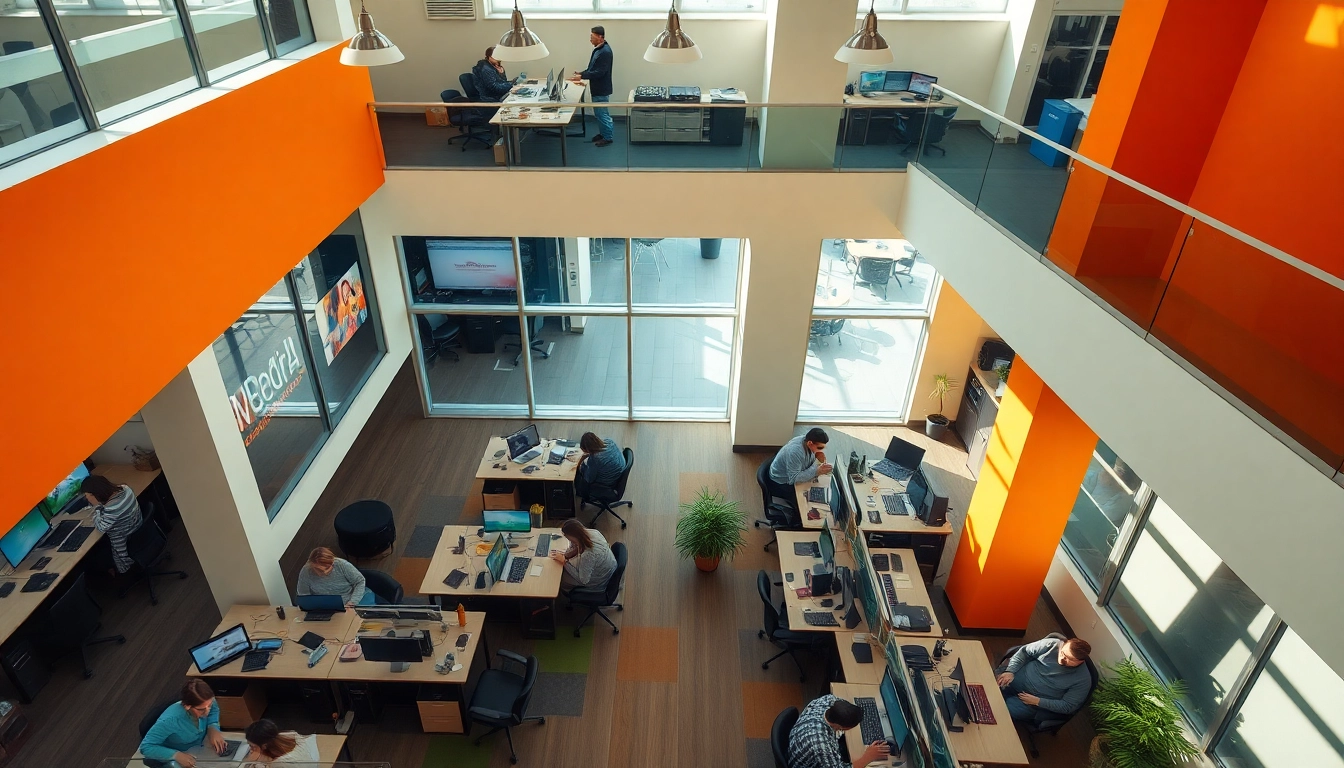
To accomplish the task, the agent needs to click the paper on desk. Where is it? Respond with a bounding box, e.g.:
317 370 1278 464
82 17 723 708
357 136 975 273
892 574 913 586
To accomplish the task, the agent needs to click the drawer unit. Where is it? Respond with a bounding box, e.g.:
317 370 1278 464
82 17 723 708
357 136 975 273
630 109 665 129
417 700 464 733
214 681 266 729
630 128 665 143
664 109 702 129
664 128 702 142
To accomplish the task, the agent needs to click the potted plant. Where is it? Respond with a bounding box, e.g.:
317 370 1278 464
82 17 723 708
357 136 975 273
1089 658 1200 768
675 488 748 572
925 373 959 440
993 363 1012 397
699 238 723 259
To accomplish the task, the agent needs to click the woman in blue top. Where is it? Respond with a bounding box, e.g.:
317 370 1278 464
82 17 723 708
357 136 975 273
139 679 229 767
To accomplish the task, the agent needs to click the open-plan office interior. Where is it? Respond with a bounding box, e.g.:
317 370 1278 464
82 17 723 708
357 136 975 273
3 1 1342 767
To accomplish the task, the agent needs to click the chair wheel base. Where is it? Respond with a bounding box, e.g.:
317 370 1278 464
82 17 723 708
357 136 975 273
613 628 619 635
761 662 770 670
83 670 93 679
574 629 582 638
620 521 627 529
758 630 766 639
510 758 518 765
537 717 546 724
616 605 623 611
118 638 126 644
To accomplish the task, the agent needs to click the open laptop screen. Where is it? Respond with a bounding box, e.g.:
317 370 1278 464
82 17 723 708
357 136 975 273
189 623 251 673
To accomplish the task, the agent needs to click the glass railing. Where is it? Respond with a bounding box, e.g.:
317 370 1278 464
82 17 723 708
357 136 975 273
372 101 926 172
911 86 1344 481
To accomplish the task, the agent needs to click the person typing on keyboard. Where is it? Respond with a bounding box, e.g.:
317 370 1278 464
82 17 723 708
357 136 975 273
788 695 890 768
552 519 616 592
82 474 143 575
297 547 375 607
575 432 626 505
995 636 1092 724
768 427 833 517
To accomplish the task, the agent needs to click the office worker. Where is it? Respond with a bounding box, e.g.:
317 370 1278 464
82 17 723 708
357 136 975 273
81 473 143 574
242 719 319 764
139 679 228 768
768 427 833 512
996 636 1092 723
296 547 374 606
575 432 626 501
788 694 890 768
570 26 614 146
552 518 617 590
472 46 512 103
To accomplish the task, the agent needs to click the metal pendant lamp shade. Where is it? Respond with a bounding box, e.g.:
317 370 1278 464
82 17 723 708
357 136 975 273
836 3 893 65
340 2 404 67
495 2 550 62
644 4 702 64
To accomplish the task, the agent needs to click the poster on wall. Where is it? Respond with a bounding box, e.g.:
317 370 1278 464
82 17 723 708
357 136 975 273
316 263 369 363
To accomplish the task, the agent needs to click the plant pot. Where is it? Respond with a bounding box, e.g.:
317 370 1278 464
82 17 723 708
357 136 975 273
995 379 1007 398
694 555 721 572
699 238 722 259
1088 734 1113 768
925 415 950 440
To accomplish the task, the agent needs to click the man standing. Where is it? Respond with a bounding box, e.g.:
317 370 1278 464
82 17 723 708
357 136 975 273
471 46 512 103
571 26 614 146
996 636 1093 723
768 427 833 514
788 695 890 768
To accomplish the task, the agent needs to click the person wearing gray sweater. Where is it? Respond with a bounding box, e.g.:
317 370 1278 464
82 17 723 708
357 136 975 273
997 636 1092 722
296 547 372 606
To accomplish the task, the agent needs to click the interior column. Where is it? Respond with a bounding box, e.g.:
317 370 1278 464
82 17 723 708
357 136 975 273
757 0 855 169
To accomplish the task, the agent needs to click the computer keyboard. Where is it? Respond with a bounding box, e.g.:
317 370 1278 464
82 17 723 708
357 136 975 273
58 526 95 552
872 459 914 482
514 449 542 463
881 573 901 612
37 519 80 549
535 536 551 557
241 651 271 673
867 510 881 524
871 553 889 571
964 683 997 724
855 697 885 745
803 611 840 627
807 487 826 503
882 494 912 516
303 611 335 622
507 557 531 583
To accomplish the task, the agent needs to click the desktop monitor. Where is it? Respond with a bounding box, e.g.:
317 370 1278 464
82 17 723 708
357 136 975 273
1 507 49 568
504 424 541 459
189 623 252 673
855 564 882 629
359 635 424 663
882 70 913 92
858 71 885 93
906 469 931 513
829 473 849 530
836 566 855 614
909 72 938 97
818 524 836 568
485 534 509 584
550 68 565 101
425 238 518 291
880 666 913 752
544 67 554 94
484 510 532 534
884 436 926 471
40 463 90 517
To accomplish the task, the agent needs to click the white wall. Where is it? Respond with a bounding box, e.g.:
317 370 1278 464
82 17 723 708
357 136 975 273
897 167 1344 679
90 415 155 467
846 18 1009 106
908 281 994 422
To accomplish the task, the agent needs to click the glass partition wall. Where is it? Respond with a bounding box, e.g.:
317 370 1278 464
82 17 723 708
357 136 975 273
400 236 743 420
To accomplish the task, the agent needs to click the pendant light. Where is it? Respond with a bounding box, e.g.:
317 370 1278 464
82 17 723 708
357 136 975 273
645 1 702 64
836 0 892 65
494 1 550 62
340 2 404 67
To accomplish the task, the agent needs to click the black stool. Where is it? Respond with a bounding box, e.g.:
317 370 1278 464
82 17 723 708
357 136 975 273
334 500 396 559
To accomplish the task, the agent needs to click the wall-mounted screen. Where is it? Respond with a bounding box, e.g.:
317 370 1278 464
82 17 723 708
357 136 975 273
426 238 518 291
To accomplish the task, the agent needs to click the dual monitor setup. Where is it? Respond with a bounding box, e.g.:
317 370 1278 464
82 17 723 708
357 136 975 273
857 70 939 100
512 67 567 103
2 462 96 573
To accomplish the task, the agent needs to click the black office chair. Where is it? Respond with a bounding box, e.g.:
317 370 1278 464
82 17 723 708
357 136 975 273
808 319 846 349
466 649 545 764
754 457 800 552
137 697 181 768
499 314 548 366
566 542 626 637
852 256 895 300
756 570 827 682
444 76 492 151
584 448 634 529
119 507 188 605
896 106 957 156
771 706 800 768
892 244 918 288
43 572 125 679
417 314 461 364
995 632 1100 757
357 568 404 604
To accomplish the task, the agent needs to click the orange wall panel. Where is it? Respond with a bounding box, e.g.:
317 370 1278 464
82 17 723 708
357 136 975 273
1 46 384 527
1078 0 1168 166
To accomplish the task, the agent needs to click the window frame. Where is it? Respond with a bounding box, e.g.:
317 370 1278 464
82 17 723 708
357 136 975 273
864 0 1010 16
483 0 765 18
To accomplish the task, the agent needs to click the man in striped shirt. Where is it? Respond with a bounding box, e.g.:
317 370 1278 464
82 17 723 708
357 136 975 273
82 474 143 574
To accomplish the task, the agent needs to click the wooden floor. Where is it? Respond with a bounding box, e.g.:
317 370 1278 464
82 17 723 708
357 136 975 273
10 362 1091 768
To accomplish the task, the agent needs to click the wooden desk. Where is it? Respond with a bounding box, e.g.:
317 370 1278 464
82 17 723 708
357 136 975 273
187 605 359 680
95 464 161 496
476 437 580 483
0 506 105 644
836 632 886 685
866 547 943 638
906 638 1029 765
338 610 486 685
129 732 347 767
842 92 961 108
831 681 897 766
775 531 868 635
797 472 952 537
491 80 588 166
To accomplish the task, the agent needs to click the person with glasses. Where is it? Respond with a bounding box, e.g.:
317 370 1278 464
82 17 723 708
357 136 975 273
139 679 228 767
995 636 1092 723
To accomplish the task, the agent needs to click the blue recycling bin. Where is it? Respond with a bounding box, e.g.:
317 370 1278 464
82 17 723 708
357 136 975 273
1029 99 1083 167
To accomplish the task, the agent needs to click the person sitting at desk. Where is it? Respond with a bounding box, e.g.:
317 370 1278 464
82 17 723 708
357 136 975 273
768 427 833 514
552 518 616 591
788 694 890 768
471 46 512 103
575 432 626 502
995 636 1092 723
296 547 374 606
242 719 319 764
82 473 143 575
139 679 229 768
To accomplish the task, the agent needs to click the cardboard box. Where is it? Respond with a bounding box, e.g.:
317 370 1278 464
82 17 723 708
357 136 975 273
425 106 448 126
493 137 507 166
482 480 520 510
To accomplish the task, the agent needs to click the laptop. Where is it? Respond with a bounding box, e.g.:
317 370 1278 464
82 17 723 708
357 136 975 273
189 623 253 673
505 424 543 463
296 593 346 621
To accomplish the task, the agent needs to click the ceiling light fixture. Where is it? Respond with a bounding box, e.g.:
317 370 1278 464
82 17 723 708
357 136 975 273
835 0 893 65
340 2 404 67
645 1 702 64
494 1 550 62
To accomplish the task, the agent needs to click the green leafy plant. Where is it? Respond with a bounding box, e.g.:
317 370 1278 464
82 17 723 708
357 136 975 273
927 373 959 423
674 488 748 561
994 363 1012 383
1090 658 1200 768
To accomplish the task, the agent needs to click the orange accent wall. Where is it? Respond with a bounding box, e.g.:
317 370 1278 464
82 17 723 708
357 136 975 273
1076 0 1168 167
945 359 1096 630
1 46 384 527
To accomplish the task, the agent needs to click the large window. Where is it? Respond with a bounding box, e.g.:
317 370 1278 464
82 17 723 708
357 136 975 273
798 239 936 423
184 0 269 82
0 5 89 164
400 236 741 420
1060 440 1146 589
863 0 1009 13
488 0 762 14
212 211 384 518
1025 13 1118 125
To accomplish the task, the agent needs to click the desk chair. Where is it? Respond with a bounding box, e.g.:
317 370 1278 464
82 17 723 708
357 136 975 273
632 238 670 282
583 448 634 529
995 632 1099 757
466 649 545 764
500 314 549 366
757 570 827 682
896 106 956 156
853 256 895 300
771 706 800 768
892 244 918 288
119 506 188 606
445 78 492 151
417 314 462 364
808 319 845 350
754 458 800 552
566 542 626 637
43 572 125 679
357 568 403 604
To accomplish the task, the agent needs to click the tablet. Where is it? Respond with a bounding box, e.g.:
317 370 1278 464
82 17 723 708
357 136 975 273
189 624 252 673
